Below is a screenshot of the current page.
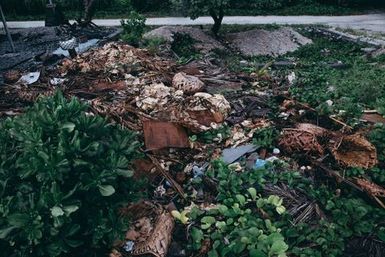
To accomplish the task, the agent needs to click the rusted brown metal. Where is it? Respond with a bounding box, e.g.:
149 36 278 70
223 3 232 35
143 120 190 151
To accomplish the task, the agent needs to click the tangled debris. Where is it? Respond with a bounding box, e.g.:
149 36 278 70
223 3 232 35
1 30 385 257
115 202 175 257
279 123 378 169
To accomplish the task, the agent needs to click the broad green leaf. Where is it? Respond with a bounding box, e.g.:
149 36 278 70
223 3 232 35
276 206 286 215
51 206 65 217
180 210 190 224
38 151 49 161
248 187 257 200
208 250 219 257
171 210 182 220
235 194 246 205
256 199 264 208
116 169 134 178
66 224 81 237
201 216 216 225
249 248 266 257
63 205 79 216
0 226 16 239
377 228 385 242
191 227 204 243
7 213 29 227
98 185 116 196
215 221 226 229
201 223 211 230
218 204 228 214
270 240 288 255
65 239 83 248
29 228 43 240
61 122 75 132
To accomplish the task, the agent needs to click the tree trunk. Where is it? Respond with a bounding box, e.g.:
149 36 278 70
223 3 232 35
209 8 224 36
83 0 96 23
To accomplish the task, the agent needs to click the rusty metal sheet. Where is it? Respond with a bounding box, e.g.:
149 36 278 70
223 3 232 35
143 120 189 151
360 113 385 124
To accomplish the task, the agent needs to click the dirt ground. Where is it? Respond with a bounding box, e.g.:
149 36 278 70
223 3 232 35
144 26 225 54
227 27 312 56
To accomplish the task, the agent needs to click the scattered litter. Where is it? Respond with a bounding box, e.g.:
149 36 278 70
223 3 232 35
222 144 258 164
326 100 334 106
254 159 267 169
59 37 78 50
54 38 99 57
192 163 209 178
17 71 40 85
2 25 385 257
287 72 296 85
154 185 166 197
123 241 135 252
50 78 66 86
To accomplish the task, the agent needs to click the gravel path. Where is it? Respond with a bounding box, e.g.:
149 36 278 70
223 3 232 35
2 14 385 32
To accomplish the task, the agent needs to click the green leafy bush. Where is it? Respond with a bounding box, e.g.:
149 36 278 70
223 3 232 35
121 11 146 46
0 92 142 257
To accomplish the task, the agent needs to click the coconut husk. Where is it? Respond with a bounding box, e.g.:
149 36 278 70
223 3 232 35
331 134 378 169
278 128 324 155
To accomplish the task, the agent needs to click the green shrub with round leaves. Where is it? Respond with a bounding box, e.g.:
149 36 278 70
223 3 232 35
0 92 143 257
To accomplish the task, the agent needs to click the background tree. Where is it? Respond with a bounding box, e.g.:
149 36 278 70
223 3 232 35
172 0 230 35
171 0 290 35
82 0 96 23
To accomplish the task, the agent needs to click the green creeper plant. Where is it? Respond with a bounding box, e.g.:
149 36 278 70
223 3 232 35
0 92 143 257
187 161 288 257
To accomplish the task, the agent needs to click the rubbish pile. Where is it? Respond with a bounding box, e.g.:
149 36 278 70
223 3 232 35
1 36 384 257
0 25 119 71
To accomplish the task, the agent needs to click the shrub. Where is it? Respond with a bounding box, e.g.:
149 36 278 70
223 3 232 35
121 11 146 46
143 37 167 55
0 92 142 257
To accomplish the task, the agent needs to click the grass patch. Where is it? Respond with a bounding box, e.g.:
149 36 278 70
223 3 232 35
171 33 201 64
281 33 385 123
